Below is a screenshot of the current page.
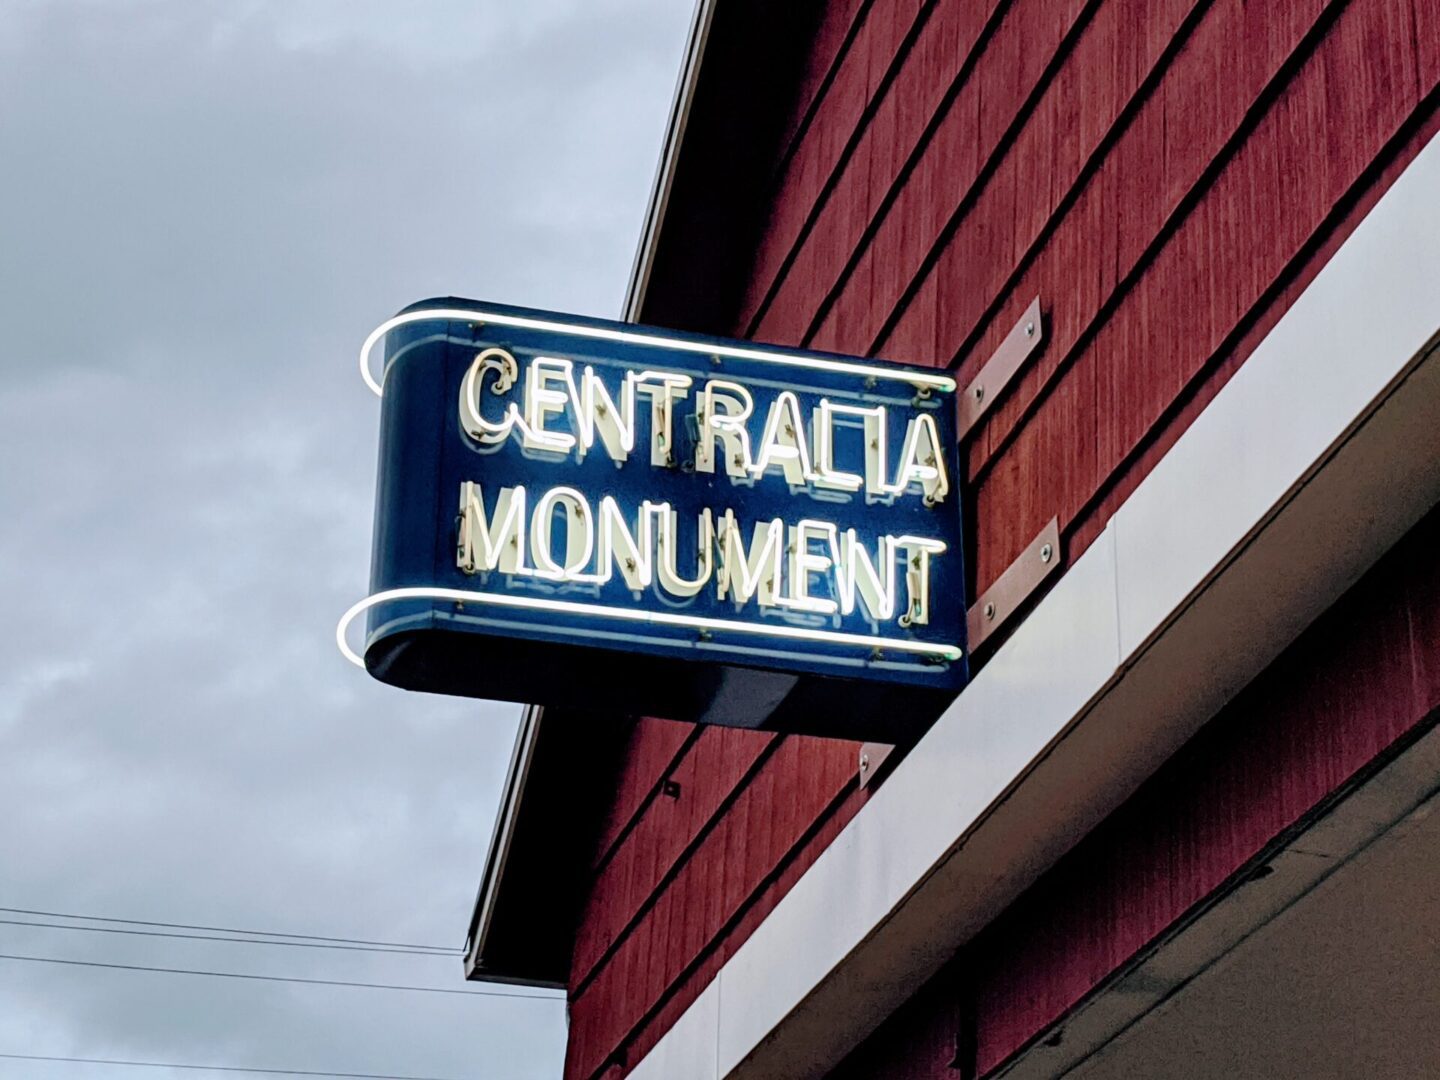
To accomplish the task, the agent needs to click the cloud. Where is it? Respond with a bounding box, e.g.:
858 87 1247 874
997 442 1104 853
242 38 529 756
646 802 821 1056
0 0 690 1075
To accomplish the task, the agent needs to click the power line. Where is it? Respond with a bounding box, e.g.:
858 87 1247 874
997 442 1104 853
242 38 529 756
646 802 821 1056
0 906 456 954
0 952 562 1001
0 918 458 957
0 1050 469 1079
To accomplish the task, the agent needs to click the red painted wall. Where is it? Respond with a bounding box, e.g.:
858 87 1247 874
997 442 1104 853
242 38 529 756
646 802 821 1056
562 1 1440 1075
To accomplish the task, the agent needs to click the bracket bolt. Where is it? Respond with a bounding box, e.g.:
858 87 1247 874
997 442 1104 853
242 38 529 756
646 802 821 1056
984 602 996 620
1040 543 1053 563
860 753 870 772
973 385 985 402
1025 321 1036 337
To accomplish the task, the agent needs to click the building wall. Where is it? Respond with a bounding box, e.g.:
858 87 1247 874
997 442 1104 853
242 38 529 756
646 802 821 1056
563 2 1440 1076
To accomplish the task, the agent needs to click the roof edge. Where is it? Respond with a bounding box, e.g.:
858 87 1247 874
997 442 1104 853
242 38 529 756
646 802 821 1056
623 0 716 324
463 704 547 984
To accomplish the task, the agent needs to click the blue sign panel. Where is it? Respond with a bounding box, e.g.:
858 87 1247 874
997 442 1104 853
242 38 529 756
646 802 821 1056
341 298 968 740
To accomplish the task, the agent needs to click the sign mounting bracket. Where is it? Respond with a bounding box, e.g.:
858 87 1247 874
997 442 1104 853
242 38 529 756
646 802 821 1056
958 297 1045 438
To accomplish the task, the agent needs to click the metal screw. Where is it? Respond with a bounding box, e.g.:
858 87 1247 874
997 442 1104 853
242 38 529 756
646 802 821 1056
864 376 878 390
860 753 870 772
973 385 985 402
1025 321 1036 337
710 354 722 366
984 602 996 620
1040 543 1053 563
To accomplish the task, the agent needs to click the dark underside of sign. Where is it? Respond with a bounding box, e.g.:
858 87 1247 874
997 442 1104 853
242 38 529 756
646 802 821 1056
365 627 957 743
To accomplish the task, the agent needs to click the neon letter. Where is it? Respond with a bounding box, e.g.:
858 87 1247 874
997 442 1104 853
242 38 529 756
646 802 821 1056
458 348 520 444
597 495 652 591
636 372 692 467
780 519 839 614
655 504 715 597
838 530 896 621
895 535 947 625
530 486 594 578
812 400 874 492
522 358 579 454
456 481 527 574
579 367 636 463
889 413 949 504
752 391 814 485
716 510 781 607
694 380 754 478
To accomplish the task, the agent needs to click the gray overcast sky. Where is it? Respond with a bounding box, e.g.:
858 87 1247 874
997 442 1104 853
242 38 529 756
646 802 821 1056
0 1 691 1077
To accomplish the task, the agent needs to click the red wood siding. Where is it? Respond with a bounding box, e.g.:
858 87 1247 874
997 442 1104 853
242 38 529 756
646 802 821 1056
829 483 1440 1079
564 730 866 1079
563 1 1440 1075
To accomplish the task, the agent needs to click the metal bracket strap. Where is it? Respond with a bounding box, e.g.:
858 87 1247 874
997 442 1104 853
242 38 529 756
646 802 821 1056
966 517 1062 651
858 742 896 789
958 297 1044 437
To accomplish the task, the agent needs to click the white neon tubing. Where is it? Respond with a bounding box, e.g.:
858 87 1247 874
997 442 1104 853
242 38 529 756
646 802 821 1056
358 308 957 397
335 586 962 668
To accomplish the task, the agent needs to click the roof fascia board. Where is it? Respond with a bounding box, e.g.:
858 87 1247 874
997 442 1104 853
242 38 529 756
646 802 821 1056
464 704 544 981
623 0 716 324
628 128 1440 1079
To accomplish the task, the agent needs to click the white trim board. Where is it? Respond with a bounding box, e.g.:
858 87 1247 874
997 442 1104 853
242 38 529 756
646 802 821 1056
627 129 1440 1080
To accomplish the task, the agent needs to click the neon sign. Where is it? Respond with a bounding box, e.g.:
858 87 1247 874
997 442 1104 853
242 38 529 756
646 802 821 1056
341 299 968 739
